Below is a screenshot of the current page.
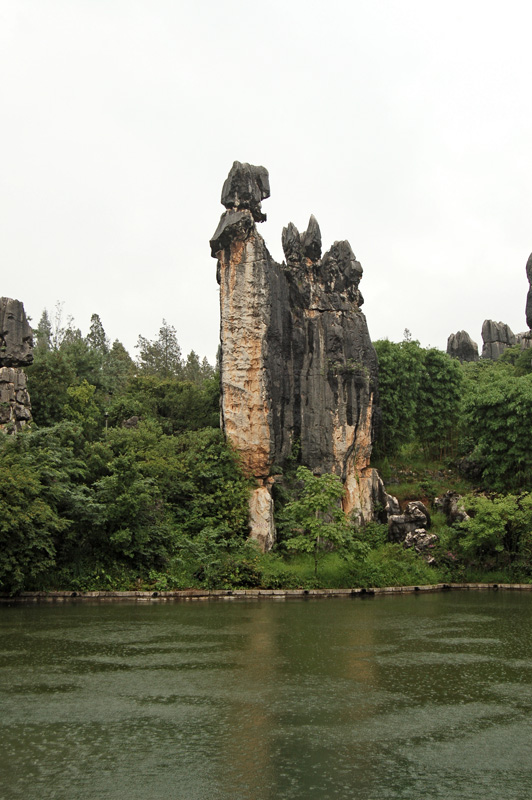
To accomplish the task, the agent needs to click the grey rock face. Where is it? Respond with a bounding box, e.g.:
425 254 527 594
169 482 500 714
526 253 532 330
221 161 270 223
211 162 380 548
404 530 438 555
517 331 532 350
481 319 516 360
0 367 32 432
0 298 33 432
434 491 469 525
0 297 33 367
282 215 322 264
388 500 431 544
385 494 401 516
447 330 479 362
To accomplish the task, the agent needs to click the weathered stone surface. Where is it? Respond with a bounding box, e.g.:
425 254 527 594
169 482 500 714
388 501 431 544
282 215 322 265
526 253 532 330
0 298 33 431
248 483 275 552
481 319 516 360
221 161 270 223
211 162 380 548
404 529 438 553
122 415 141 428
0 297 33 367
517 331 532 350
435 491 470 525
447 330 479 362
385 494 401 516
0 367 32 431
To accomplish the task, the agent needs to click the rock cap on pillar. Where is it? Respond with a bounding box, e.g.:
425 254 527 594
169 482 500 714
221 161 270 222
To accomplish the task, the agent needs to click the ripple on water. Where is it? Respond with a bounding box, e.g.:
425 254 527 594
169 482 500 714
2 594 532 800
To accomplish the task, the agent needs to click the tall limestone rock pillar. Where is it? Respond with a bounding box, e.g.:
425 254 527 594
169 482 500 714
210 162 382 550
0 297 33 432
526 253 532 331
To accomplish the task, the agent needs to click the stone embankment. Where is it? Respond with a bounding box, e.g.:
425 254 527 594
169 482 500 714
2 584 531 603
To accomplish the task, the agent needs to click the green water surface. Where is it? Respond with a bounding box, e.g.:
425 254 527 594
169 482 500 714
1 592 532 800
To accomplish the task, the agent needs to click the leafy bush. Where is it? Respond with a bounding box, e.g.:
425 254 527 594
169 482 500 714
454 493 532 572
460 364 532 490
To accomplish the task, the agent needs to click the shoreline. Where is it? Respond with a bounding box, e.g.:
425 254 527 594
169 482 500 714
2 582 532 603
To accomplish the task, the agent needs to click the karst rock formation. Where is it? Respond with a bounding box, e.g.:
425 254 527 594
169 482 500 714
210 162 384 550
526 253 532 332
0 297 33 431
481 319 516 360
446 330 479 362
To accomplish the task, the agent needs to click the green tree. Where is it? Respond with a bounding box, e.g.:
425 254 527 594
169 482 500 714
182 350 215 384
27 349 77 426
460 364 532 491
373 338 424 456
0 457 64 593
136 319 183 378
0 422 99 592
456 493 532 571
104 340 136 394
279 466 357 578
86 313 110 354
34 310 52 352
416 348 462 459
107 374 219 434
64 380 103 440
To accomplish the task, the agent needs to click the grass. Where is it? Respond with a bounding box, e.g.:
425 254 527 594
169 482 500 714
257 548 446 590
373 444 474 508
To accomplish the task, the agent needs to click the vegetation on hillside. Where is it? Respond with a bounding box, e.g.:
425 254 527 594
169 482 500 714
1 311 532 593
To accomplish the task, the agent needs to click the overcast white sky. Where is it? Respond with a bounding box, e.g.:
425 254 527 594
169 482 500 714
2 0 531 364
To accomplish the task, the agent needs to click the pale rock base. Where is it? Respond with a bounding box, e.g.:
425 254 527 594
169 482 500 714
343 467 387 525
248 484 276 552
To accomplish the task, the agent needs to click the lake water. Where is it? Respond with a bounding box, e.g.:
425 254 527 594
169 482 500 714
2 592 532 800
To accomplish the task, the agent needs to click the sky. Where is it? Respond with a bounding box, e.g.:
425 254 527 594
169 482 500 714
2 0 531 364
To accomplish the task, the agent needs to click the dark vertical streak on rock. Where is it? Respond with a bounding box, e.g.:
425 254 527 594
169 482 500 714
211 163 384 548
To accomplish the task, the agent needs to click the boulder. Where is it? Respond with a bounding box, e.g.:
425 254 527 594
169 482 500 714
516 332 532 350
0 367 32 432
0 297 33 367
447 330 479 362
404 529 439 555
434 491 470 525
388 500 431 544
481 319 516 360
0 298 33 432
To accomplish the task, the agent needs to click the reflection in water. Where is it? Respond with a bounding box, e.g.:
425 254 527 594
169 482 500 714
1 593 532 799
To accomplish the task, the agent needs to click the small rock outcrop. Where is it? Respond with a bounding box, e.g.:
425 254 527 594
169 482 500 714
388 500 431 543
447 330 479 362
0 297 33 432
0 297 33 367
388 500 437 561
516 331 532 350
435 491 469 525
481 319 516 360
211 162 381 549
